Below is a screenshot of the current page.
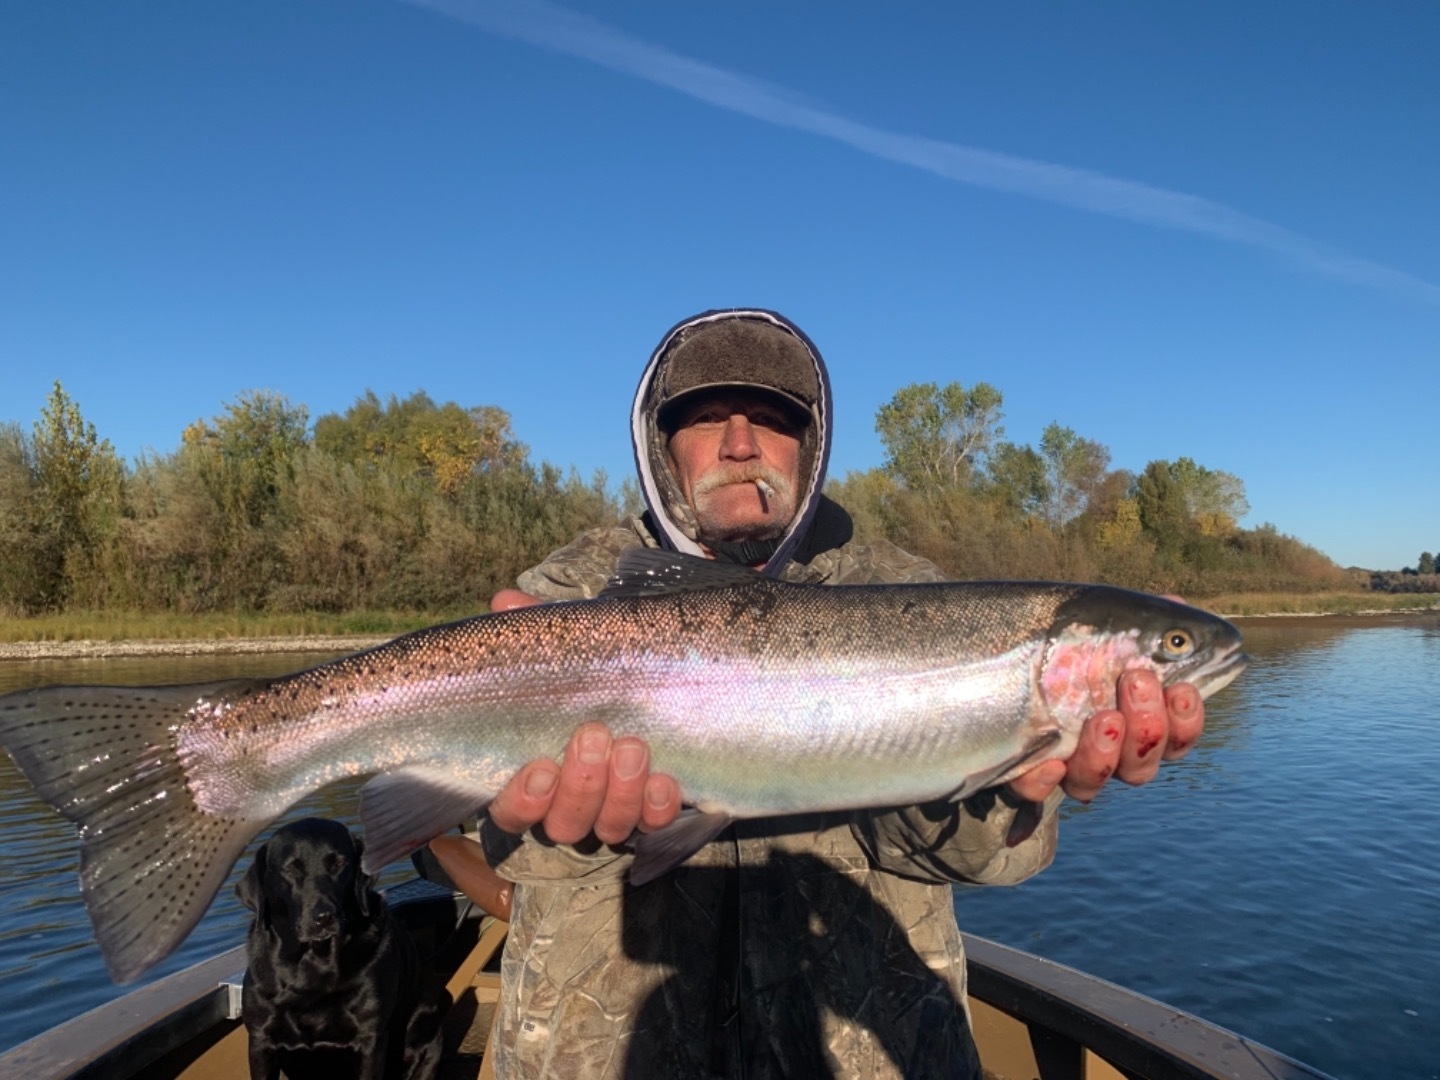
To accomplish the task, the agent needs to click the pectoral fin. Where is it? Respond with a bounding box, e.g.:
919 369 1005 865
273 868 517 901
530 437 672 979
944 730 1063 804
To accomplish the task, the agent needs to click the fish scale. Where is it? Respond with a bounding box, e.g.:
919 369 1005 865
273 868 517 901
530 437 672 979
0 548 1246 983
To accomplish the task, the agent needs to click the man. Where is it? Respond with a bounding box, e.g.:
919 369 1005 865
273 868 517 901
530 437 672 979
430 309 1204 1078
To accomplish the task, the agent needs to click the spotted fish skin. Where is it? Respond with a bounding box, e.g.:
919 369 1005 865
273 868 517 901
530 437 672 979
0 550 1247 982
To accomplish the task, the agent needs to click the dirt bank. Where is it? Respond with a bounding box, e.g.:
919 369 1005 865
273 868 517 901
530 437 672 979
0 636 391 662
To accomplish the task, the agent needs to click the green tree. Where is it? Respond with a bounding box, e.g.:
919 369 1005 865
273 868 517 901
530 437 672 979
1168 457 1249 536
314 390 523 495
184 390 310 521
1038 423 1111 528
1135 460 1191 558
876 381 1004 491
0 422 44 612
23 383 126 609
176 391 310 607
1419 551 1437 575
983 441 1047 517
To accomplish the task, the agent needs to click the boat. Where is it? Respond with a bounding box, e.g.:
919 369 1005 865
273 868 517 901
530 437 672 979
0 876 1334 1080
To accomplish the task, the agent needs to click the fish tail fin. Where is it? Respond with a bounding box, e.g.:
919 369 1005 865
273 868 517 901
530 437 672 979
0 681 269 983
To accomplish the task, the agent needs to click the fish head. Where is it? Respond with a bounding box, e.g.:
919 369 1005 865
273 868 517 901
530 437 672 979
1041 588 1249 721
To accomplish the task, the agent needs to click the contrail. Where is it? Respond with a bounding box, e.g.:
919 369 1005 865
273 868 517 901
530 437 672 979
409 0 1440 305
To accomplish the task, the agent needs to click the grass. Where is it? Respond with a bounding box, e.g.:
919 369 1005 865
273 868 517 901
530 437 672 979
0 608 484 644
1201 591 1440 618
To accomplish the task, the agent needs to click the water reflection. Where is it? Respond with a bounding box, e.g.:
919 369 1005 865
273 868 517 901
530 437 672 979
956 612 1440 1080
0 649 414 1052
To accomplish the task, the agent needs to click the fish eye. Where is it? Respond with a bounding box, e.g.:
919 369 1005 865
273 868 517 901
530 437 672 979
1161 628 1194 657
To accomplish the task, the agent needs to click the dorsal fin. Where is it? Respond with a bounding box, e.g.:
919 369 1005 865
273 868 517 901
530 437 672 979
600 548 769 598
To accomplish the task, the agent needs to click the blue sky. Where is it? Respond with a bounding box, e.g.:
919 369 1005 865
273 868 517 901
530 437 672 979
2 0 1436 571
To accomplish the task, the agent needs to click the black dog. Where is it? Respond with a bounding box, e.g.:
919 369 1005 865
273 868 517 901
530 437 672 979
236 818 447 1080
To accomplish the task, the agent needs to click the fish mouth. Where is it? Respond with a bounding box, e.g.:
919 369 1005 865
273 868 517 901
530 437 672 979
1187 643 1250 699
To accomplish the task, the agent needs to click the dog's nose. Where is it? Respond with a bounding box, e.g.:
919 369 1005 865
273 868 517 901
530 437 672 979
308 907 338 937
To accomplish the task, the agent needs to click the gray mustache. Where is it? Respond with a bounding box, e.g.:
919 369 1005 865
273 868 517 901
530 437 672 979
692 466 793 503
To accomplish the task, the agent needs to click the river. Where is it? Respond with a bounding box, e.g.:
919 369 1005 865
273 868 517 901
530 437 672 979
1 615 1437 1078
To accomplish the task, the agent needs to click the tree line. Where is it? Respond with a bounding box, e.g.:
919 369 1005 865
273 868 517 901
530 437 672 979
828 380 1354 597
0 379 1418 617
1368 550 1440 595
0 384 625 615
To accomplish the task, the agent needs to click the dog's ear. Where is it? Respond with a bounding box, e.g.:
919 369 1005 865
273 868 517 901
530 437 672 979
236 842 269 926
351 834 377 917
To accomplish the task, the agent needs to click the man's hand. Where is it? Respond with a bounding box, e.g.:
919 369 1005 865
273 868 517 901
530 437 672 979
430 588 683 918
483 590 683 845
1006 669 1205 804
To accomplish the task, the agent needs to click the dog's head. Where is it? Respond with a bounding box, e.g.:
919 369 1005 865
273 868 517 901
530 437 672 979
237 818 377 949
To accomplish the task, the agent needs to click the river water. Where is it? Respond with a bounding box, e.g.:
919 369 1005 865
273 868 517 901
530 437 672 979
1 616 1437 1078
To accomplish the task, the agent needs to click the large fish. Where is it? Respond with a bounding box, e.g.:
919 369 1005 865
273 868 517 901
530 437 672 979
0 550 1246 983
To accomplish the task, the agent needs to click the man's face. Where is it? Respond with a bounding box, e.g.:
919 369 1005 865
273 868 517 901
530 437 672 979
666 390 805 546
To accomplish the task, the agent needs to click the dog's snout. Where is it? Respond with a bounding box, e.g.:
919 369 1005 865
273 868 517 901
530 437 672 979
305 902 341 940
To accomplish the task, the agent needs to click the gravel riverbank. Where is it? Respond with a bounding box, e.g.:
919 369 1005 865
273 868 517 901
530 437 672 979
0 636 391 662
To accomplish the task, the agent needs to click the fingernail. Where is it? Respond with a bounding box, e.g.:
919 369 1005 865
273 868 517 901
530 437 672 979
578 728 609 764
1171 687 1197 715
526 769 557 797
1126 674 1154 705
645 776 670 808
614 743 646 780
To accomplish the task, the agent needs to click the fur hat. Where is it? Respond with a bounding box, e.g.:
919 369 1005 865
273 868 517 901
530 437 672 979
654 318 820 429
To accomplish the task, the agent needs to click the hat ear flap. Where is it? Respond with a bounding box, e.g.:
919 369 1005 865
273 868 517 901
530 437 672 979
236 843 269 928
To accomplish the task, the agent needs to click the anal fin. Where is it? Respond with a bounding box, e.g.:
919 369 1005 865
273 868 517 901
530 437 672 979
629 809 734 886
358 768 495 873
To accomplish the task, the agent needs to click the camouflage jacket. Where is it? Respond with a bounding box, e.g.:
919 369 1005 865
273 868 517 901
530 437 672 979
481 511 1062 1079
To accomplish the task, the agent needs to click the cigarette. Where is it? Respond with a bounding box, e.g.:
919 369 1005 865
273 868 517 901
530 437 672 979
754 478 775 498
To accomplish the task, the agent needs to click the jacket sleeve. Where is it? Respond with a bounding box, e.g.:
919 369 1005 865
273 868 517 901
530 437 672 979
852 788 1063 887
515 522 653 601
478 814 636 885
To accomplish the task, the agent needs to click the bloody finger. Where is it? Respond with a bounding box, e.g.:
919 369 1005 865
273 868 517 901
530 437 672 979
1116 671 1167 785
1061 711 1123 802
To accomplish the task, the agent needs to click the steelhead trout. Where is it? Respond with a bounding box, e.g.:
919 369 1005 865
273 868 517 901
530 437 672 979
0 550 1246 982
